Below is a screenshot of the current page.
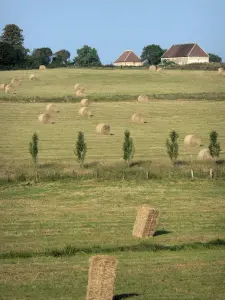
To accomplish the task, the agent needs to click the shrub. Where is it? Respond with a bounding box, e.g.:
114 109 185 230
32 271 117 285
29 132 39 164
166 130 179 163
209 131 221 160
75 131 87 168
123 130 135 166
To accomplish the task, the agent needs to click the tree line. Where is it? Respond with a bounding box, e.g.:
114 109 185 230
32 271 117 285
0 24 223 70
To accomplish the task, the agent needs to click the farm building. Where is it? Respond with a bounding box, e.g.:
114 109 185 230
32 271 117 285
161 43 209 65
114 50 143 67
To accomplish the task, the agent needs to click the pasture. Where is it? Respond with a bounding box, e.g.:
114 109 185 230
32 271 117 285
0 68 225 299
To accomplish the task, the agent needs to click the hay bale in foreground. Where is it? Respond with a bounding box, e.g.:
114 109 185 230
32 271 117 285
149 65 157 71
74 83 84 91
96 124 110 135
157 67 162 72
46 103 59 114
4 84 16 94
132 205 159 238
11 78 21 87
131 113 144 124
184 134 201 147
38 113 50 124
218 68 224 74
197 148 213 161
81 98 91 107
39 65 46 70
0 83 7 91
86 255 117 300
29 74 37 80
76 89 85 97
137 95 149 103
79 107 91 117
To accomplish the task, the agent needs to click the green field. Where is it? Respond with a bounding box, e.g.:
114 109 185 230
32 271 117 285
0 69 225 299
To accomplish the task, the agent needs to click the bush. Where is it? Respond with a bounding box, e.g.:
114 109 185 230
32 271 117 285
165 62 225 71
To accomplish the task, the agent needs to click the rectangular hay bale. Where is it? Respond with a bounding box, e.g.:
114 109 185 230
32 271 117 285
132 205 159 238
86 255 117 300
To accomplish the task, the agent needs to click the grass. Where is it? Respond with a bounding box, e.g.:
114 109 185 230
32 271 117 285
0 68 225 299
0 68 225 101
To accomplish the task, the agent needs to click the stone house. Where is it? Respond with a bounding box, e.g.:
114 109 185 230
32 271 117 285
114 50 143 67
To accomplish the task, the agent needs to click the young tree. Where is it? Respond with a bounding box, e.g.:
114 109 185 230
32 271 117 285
123 130 135 166
141 44 164 65
29 132 39 164
209 131 221 160
75 131 87 168
73 45 101 67
208 53 222 63
166 130 179 163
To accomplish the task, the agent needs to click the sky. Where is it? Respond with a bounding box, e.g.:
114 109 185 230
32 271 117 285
1 0 225 63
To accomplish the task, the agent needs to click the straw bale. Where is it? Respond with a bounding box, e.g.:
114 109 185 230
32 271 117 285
157 67 162 72
184 134 201 147
86 255 117 300
39 65 46 70
197 148 213 161
74 83 85 91
46 103 59 114
76 89 85 97
11 78 21 87
4 84 16 94
79 107 91 117
0 83 7 91
38 113 50 124
137 95 149 103
132 205 159 238
96 123 111 135
131 113 144 124
81 98 91 107
29 74 37 80
218 68 224 74
149 65 157 71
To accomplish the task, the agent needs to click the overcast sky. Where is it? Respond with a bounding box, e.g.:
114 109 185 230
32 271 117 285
1 0 224 63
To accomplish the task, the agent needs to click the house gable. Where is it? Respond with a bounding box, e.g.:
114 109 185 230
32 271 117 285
114 50 141 63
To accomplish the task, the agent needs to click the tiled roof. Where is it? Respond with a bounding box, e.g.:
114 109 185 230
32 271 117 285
114 50 141 63
162 43 208 58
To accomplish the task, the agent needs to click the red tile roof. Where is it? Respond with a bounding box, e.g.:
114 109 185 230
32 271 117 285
114 50 141 63
162 43 208 58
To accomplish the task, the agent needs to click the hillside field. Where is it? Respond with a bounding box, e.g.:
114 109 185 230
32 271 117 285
0 68 225 300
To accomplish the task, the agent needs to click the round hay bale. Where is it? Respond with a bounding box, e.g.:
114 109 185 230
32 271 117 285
197 148 213 161
137 95 149 103
39 65 46 70
74 83 84 91
80 98 90 107
11 78 21 87
46 103 59 114
79 107 91 117
131 113 144 124
96 123 111 135
218 68 224 74
184 134 201 147
76 89 85 97
4 84 16 94
149 65 157 71
38 113 50 124
156 67 162 72
29 74 37 80
0 83 7 91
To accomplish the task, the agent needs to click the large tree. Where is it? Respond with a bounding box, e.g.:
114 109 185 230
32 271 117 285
73 45 101 67
141 44 164 65
54 49 71 64
208 53 222 63
32 47 53 65
1 24 24 48
0 41 16 66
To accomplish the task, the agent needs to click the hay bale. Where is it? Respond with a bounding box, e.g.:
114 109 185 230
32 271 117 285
38 113 50 124
11 78 21 87
218 68 224 74
197 148 213 161
76 89 85 97
39 65 46 70
79 107 91 117
4 84 16 94
131 113 144 124
46 103 59 114
74 83 84 91
81 98 91 107
132 205 159 238
157 67 162 72
149 65 157 71
29 74 37 80
0 83 7 91
137 95 149 103
86 255 117 300
96 124 111 135
184 134 201 147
